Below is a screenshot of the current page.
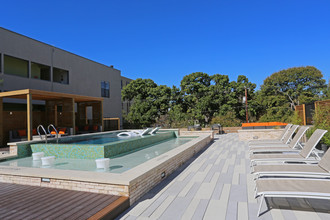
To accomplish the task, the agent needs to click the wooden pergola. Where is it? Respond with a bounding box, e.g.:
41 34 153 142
0 89 104 145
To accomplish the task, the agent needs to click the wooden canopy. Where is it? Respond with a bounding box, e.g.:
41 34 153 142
0 89 104 145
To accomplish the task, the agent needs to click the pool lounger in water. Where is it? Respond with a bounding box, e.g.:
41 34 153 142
117 128 152 137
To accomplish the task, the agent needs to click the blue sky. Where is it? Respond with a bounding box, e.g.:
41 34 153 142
2 0 330 89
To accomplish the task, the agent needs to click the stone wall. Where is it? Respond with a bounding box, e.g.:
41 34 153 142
237 129 283 141
128 135 212 204
0 174 129 196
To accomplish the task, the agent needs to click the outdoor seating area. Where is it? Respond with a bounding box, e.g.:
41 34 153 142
249 125 328 217
119 130 330 219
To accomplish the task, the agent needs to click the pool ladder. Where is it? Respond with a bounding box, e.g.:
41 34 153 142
37 124 59 144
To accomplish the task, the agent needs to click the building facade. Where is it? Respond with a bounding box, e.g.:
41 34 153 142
0 27 132 129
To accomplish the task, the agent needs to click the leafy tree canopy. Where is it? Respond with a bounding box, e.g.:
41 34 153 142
121 78 171 127
257 66 326 122
260 66 325 110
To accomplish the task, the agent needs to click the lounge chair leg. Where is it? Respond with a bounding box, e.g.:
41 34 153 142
257 194 265 217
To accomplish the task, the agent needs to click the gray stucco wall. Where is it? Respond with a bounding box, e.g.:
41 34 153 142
0 27 127 120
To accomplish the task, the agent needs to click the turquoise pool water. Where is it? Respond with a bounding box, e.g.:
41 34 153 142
56 131 132 145
1 137 194 173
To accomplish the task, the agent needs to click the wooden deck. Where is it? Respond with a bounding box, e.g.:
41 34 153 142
0 182 129 220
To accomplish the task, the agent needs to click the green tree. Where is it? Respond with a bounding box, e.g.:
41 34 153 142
231 75 257 121
121 78 171 127
180 72 213 125
258 66 326 122
210 74 232 115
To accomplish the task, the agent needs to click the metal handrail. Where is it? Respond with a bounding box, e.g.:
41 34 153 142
37 125 48 144
47 124 59 144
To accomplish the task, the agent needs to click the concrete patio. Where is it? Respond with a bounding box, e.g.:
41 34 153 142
118 133 330 220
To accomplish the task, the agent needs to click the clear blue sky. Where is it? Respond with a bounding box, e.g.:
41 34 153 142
2 0 330 89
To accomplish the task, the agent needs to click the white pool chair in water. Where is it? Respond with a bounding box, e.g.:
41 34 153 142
136 128 153 136
117 128 152 137
150 127 160 135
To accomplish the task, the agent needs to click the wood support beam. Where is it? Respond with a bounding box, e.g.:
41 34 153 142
101 101 104 132
27 93 33 141
0 98 3 146
72 98 76 135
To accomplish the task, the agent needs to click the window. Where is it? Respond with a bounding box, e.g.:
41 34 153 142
101 81 110 98
4 55 29 78
31 62 50 81
53 67 69 84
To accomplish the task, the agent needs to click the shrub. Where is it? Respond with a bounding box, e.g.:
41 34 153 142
210 111 241 127
308 104 330 146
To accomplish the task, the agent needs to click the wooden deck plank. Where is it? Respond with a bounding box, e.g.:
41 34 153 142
58 193 118 219
74 196 119 219
0 186 52 215
88 197 130 220
29 191 89 219
0 184 48 205
17 190 87 220
41 192 106 219
1 187 72 218
0 183 126 219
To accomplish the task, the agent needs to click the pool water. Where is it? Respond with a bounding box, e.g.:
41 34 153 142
1 137 194 173
56 132 133 145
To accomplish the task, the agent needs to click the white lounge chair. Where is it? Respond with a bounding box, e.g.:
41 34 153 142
150 127 160 135
249 124 298 147
252 139 330 179
249 123 292 145
255 178 330 216
249 126 309 154
249 129 328 166
117 128 152 137
135 128 153 136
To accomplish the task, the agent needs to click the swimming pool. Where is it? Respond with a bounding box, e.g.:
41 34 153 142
1 137 194 173
29 131 178 159
0 129 213 204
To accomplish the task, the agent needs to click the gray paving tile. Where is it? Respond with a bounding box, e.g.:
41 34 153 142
140 194 168 217
225 199 237 220
123 215 137 220
118 134 330 220
158 196 192 220
229 184 247 202
185 182 203 199
191 199 209 220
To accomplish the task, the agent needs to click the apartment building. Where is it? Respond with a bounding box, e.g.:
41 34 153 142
0 27 132 131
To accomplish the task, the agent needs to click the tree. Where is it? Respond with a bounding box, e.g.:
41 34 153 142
180 72 213 125
258 66 326 122
121 78 171 127
231 75 257 121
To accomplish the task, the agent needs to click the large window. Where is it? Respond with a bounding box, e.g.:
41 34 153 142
53 67 69 84
4 55 29 78
101 81 110 98
31 62 50 81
